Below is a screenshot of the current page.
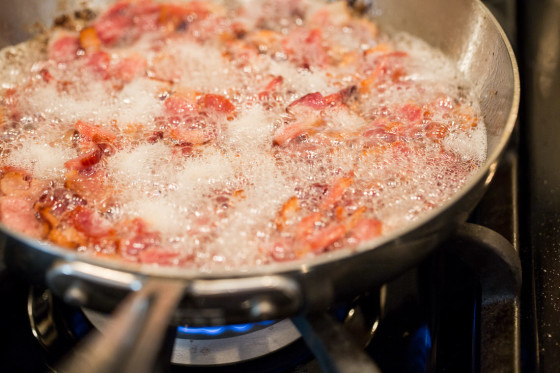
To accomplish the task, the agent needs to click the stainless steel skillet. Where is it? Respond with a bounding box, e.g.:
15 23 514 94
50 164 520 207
0 0 519 371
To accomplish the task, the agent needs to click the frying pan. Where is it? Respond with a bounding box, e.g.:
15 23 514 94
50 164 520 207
0 0 519 371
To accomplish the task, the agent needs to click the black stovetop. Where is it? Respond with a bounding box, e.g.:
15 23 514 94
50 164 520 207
518 0 560 372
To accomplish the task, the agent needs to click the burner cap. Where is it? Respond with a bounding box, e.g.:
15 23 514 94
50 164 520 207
82 308 301 366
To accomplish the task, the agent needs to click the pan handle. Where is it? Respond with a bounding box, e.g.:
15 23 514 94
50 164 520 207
47 261 304 323
46 261 304 372
56 277 185 373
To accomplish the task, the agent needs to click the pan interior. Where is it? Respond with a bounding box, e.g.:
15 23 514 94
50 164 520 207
0 0 519 279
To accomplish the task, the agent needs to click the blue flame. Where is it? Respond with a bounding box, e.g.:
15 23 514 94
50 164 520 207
177 320 275 336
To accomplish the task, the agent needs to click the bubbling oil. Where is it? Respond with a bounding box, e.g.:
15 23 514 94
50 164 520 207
0 0 486 270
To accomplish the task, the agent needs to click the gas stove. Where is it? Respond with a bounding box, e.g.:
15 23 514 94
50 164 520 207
0 215 520 373
1 0 558 371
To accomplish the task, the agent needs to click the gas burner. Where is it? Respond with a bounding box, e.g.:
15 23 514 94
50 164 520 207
83 308 301 366
173 320 299 366
25 283 382 371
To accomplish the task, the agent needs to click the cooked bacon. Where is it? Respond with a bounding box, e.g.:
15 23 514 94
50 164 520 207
343 206 367 229
93 2 135 46
0 0 485 269
159 1 210 31
36 205 59 228
64 147 103 171
65 169 111 203
0 171 30 196
86 51 112 79
0 196 43 238
79 27 101 53
325 86 358 108
0 171 46 206
163 93 234 143
75 121 117 143
287 92 328 113
169 127 212 145
299 223 346 254
308 1 351 28
94 0 210 46
360 51 408 93
425 122 449 142
274 90 358 146
294 212 322 240
320 177 354 210
138 247 180 265
273 92 331 145
349 218 382 242
273 120 318 146
118 218 161 259
269 239 296 262
246 30 283 56
199 94 236 116
282 27 329 68
398 103 423 124
165 95 199 120
49 36 80 63
48 226 87 249
36 188 86 218
113 55 147 82
275 196 299 230
71 207 114 238
258 76 284 100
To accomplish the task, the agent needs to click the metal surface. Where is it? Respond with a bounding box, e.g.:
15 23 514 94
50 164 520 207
0 1 520 370
292 313 382 373
83 308 302 366
56 278 185 373
47 261 303 323
172 319 301 366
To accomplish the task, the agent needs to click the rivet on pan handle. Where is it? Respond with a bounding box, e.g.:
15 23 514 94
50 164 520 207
183 276 304 324
46 260 304 323
46 262 304 373
46 261 145 310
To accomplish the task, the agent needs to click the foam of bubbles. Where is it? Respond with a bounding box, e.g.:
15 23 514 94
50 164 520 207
108 142 172 184
4 140 74 179
264 59 335 99
0 0 488 269
224 104 276 149
114 78 166 128
443 125 487 163
0 38 46 89
170 41 244 94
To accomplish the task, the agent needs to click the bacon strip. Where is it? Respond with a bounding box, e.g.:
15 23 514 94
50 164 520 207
0 197 43 238
79 27 101 53
320 177 354 210
72 207 114 238
64 147 103 171
75 121 117 143
297 223 346 256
